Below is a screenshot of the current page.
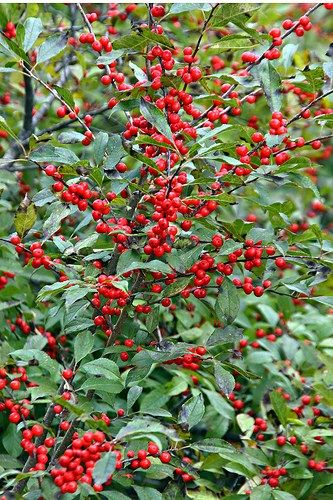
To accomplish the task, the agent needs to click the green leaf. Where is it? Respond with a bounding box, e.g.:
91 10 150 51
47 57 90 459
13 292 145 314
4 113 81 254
117 250 171 275
92 451 116 485
301 67 324 93
81 358 120 379
112 33 147 51
0 34 29 62
250 485 272 500
36 33 67 64
270 391 293 426
206 326 243 347
0 301 21 312
129 61 148 82
272 492 297 500
42 202 70 241
178 393 205 429
30 145 79 164
10 349 60 378
202 389 234 418
32 187 56 206
246 227 274 244
74 331 94 363
192 438 235 454
195 193 236 204
168 3 212 14
0 116 21 142
222 362 261 380
115 417 174 440
276 156 311 173
104 134 127 170
23 17 43 52
217 240 243 256
161 277 192 298
0 454 22 469
310 296 333 307
3 424 22 458
139 28 174 49
58 130 85 144
133 486 163 500
251 60 281 112
94 132 109 164
210 34 258 51
140 99 173 143
97 49 125 64
167 245 205 273
211 4 259 28
53 85 75 110
79 377 123 394
64 285 90 311
215 278 240 325
257 304 279 327
237 413 255 434
214 363 235 395
14 200 37 237
146 306 160 334
127 386 143 411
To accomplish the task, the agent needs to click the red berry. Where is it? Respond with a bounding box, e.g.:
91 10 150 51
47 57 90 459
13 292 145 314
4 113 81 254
159 451 171 463
276 436 286 446
62 369 73 380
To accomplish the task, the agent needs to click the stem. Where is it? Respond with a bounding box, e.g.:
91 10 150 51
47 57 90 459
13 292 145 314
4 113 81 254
22 61 34 139
182 4 219 92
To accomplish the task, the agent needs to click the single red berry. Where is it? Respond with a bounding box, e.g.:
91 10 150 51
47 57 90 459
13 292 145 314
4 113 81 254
159 451 171 463
276 436 287 446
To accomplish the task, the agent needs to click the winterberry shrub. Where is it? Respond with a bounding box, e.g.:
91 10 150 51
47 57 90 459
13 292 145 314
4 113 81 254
0 2 332 499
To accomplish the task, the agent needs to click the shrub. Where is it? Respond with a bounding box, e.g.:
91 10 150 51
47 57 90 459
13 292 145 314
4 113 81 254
0 2 332 499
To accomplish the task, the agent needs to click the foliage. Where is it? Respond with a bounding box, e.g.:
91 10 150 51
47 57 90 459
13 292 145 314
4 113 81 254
0 2 332 499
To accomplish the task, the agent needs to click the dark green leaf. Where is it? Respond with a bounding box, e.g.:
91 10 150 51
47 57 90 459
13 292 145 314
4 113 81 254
30 145 79 164
80 377 123 394
127 385 143 410
214 362 235 395
178 393 205 429
74 331 94 363
133 486 163 500
206 326 243 347
161 276 192 298
215 278 240 325
112 33 147 51
211 4 260 28
81 358 120 379
146 306 160 334
94 132 109 164
251 60 281 112
140 99 173 142
270 391 293 426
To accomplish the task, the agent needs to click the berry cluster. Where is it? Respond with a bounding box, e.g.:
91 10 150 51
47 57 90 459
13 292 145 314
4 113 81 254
165 346 207 371
0 271 14 289
2 21 16 39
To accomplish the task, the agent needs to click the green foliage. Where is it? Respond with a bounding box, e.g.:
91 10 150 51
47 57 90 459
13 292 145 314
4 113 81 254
0 2 332 499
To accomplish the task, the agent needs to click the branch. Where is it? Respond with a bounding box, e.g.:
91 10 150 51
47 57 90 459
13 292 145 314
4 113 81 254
182 4 219 92
22 61 34 139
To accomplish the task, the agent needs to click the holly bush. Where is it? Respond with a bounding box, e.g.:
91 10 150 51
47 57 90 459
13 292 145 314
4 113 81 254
0 2 333 499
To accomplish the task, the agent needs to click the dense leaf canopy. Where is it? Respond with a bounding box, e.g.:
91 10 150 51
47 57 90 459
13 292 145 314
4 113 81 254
0 2 332 499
